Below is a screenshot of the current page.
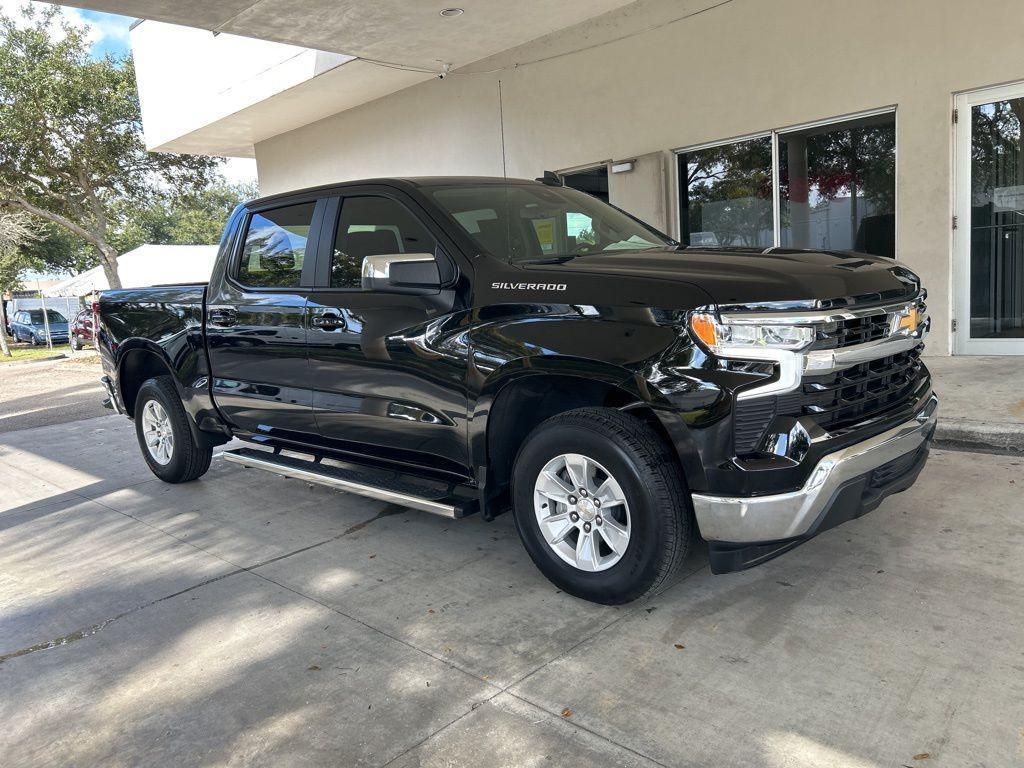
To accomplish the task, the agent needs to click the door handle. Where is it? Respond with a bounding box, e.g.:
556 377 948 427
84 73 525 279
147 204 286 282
208 307 238 327
311 312 347 330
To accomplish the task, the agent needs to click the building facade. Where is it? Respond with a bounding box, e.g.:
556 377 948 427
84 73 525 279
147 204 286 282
122 0 1024 356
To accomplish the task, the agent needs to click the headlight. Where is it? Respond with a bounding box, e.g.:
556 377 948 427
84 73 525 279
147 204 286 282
689 312 814 354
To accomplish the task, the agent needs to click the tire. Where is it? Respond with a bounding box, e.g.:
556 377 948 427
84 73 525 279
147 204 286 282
512 407 691 605
71 335 81 351
134 376 212 483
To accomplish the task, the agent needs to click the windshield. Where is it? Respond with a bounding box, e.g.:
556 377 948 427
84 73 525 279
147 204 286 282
427 184 672 263
29 310 67 324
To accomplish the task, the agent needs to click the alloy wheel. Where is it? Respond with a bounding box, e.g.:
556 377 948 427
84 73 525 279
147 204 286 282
141 400 174 465
533 452 631 572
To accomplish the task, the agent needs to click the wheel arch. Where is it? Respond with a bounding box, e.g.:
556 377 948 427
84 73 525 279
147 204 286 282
472 358 701 519
117 343 177 418
118 342 229 450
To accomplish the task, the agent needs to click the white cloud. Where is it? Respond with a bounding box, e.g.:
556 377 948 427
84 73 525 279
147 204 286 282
0 1 132 56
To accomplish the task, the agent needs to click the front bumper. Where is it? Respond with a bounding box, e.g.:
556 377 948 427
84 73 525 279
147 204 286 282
693 393 938 573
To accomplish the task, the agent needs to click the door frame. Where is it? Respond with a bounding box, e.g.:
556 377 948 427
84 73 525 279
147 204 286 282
953 81 1024 355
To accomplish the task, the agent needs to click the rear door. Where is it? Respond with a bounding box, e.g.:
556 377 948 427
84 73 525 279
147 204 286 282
206 197 323 439
304 189 472 476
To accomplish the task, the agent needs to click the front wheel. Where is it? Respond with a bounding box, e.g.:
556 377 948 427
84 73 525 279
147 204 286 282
134 376 212 483
71 335 82 351
512 408 691 604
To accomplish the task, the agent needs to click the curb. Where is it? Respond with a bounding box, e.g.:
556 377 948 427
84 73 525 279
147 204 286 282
1 353 68 365
934 419 1024 455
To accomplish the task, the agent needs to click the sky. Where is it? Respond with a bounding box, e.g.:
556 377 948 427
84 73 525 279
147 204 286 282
1 1 258 185
0 1 133 59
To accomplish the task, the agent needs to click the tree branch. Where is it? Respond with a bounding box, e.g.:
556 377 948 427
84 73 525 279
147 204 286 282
1 195 105 251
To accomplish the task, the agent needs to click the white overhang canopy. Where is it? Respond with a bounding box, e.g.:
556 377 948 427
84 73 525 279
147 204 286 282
56 0 638 156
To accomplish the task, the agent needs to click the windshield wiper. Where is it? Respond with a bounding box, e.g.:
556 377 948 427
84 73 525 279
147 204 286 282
517 255 579 265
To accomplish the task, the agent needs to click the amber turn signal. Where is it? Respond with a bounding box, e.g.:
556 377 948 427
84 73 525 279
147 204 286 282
898 306 919 333
689 313 718 348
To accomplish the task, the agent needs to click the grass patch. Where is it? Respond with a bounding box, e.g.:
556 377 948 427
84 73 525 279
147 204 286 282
0 344 71 363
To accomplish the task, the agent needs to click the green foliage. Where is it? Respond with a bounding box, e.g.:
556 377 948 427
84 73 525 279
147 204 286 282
110 180 257 254
0 5 223 286
22 224 92 274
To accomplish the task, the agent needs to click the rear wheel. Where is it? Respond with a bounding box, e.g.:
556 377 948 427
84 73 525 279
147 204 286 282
512 408 691 604
71 335 82 351
134 376 212 483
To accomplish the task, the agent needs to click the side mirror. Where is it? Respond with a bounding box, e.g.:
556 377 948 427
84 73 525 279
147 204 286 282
361 253 441 293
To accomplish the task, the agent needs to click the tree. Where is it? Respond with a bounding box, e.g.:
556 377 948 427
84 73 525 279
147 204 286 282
111 180 258 254
0 211 41 357
0 6 221 289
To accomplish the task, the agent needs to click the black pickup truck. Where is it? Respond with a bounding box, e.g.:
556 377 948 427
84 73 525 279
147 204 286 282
98 176 936 604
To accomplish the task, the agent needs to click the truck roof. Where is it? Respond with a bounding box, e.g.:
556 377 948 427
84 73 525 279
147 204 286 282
247 176 545 207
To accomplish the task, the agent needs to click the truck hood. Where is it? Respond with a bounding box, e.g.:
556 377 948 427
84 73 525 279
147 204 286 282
525 247 920 308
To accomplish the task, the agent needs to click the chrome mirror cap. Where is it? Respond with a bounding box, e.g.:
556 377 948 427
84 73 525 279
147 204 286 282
361 252 436 280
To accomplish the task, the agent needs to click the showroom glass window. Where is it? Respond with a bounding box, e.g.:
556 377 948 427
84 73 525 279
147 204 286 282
679 136 773 248
779 113 896 256
678 111 897 258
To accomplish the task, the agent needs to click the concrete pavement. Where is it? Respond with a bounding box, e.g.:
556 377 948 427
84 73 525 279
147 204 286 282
1 414 1023 767
928 355 1024 453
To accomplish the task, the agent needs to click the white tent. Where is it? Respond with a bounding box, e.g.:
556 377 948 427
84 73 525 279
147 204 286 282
47 244 219 297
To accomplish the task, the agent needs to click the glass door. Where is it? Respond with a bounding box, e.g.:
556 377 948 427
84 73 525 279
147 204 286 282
954 83 1024 354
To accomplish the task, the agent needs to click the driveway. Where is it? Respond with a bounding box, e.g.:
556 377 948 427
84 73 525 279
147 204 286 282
0 354 106 433
1 415 1022 767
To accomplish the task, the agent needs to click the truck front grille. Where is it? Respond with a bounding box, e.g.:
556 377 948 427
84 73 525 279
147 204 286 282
812 312 892 349
780 346 924 429
732 345 926 454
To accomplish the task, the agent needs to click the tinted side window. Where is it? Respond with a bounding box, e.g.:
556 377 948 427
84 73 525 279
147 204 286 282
331 196 437 288
237 202 316 288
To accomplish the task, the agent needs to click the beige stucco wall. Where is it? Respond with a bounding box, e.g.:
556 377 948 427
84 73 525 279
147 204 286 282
255 0 1024 355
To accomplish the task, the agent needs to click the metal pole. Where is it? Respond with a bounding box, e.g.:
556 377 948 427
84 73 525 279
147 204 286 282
91 292 100 351
37 281 53 350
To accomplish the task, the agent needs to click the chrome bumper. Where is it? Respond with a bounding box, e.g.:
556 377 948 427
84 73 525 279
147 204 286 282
692 394 938 543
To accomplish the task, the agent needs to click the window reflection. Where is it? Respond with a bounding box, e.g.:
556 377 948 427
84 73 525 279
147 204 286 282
778 113 896 256
238 203 315 288
969 98 1024 339
678 112 897 258
679 136 773 248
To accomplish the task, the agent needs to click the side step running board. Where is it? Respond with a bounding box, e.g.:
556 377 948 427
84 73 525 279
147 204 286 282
218 447 474 518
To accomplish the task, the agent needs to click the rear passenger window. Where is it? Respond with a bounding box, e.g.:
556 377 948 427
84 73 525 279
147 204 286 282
237 202 316 288
331 196 437 288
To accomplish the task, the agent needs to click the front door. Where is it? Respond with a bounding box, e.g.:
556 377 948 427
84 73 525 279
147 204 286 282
206 198 322 437
954 83 1024 354
304 192 472 477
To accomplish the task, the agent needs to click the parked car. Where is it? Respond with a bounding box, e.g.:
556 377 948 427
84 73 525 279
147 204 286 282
97 176 936 604
70 308 96 350
10 309 70 346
